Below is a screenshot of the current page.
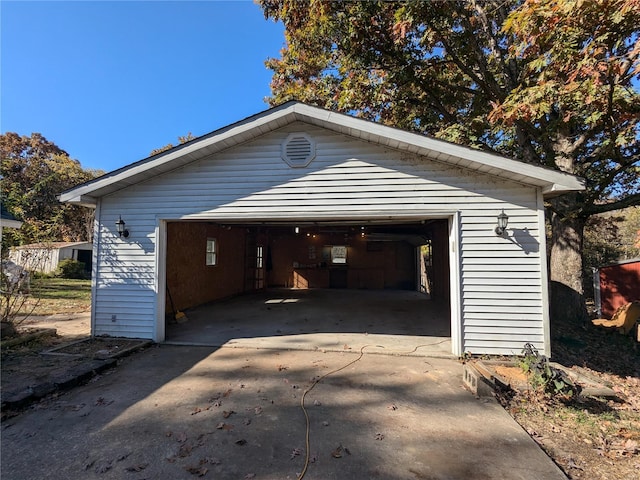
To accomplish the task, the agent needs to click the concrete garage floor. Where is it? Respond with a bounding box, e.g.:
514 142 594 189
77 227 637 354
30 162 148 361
166 289 453 357
1 345 567 480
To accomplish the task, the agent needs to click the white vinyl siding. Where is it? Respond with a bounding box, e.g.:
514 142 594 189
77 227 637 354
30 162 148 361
93 122 547 354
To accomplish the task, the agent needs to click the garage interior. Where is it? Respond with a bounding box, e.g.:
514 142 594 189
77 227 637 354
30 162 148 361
165 219 452 355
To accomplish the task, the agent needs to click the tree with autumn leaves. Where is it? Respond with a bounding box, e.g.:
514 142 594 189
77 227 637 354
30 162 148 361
0 132 102 250
259 0 640 322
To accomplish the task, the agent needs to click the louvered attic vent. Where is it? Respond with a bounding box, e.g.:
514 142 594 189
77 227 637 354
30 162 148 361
281 132 316 168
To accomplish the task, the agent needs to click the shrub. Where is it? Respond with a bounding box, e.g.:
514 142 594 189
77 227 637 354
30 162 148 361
56 259 86 279
520 343 580 397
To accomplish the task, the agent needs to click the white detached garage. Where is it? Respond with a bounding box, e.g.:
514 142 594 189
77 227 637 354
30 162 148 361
60 102 584 356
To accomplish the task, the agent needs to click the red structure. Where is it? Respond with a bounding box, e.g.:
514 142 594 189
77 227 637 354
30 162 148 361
597 259 640 318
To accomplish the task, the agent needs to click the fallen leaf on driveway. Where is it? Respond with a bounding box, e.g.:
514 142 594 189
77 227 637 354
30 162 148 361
223 389 233 397
179 443 193 457
216 422 233 431
94 460 113 474
185 465 208 476
331 445 343 458
223 410 235 418
125 463 149 472
116 452 131 461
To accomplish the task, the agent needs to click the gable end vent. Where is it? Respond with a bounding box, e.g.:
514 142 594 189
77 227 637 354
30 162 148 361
282 133 316 168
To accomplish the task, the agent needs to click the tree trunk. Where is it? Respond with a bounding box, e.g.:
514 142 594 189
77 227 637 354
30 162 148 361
549 199 588 325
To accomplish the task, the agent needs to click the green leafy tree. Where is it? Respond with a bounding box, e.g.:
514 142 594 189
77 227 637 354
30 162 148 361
617 206 640 258
0 132 102 248
259 0 640 322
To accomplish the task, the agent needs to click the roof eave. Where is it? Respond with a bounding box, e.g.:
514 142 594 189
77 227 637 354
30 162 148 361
541 181 586 199
291 104 587 195
60 101 586 202
60 194 98 208
60 102 300 201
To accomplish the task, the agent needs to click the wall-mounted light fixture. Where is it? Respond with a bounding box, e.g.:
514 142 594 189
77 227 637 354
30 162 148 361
115 216 129 238
495 210 509 236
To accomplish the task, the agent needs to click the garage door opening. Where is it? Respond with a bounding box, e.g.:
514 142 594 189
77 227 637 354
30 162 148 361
163 219 452 353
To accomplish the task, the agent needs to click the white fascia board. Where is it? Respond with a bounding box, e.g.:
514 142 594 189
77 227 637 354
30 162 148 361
291 104 586 195
60 104 300 203
58 194 98 208
60 101 585 204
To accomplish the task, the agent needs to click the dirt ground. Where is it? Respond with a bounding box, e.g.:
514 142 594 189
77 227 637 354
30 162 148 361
18 312 91 337
497 318 640 480
1 314 91 407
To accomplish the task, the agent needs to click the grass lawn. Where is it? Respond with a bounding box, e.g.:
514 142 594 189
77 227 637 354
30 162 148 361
17 278 91 316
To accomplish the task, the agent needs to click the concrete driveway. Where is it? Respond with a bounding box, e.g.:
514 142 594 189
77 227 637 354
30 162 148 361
1 345 567 480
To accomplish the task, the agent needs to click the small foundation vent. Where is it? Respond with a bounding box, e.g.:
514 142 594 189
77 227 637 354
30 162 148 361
282 133 316 168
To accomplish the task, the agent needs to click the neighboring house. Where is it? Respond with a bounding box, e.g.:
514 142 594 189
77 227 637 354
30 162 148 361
60 102 584 356
9 242 93 275
0 204 23 245
594 258 640 318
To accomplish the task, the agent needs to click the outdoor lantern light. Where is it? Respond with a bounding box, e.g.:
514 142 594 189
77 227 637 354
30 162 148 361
495 210 509 236
115 216 129 238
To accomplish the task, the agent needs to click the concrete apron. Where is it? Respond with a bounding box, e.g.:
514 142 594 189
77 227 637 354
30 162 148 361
1 346 566 480
166 289 454 358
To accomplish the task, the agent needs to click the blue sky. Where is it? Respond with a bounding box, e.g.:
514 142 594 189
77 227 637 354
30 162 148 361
1 1 285 172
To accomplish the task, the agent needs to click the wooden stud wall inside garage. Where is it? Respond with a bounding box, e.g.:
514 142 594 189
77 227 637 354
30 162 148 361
267 230 417 290
166 222 246 312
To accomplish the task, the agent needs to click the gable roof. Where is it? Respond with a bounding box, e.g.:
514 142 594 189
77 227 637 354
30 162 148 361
60 101 585 207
